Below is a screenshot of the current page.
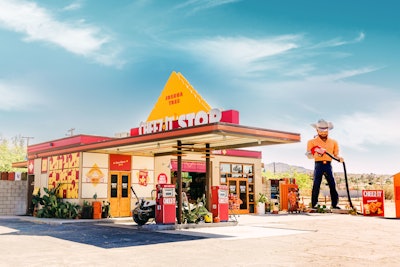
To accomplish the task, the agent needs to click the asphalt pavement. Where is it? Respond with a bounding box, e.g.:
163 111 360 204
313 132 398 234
0 202 399 267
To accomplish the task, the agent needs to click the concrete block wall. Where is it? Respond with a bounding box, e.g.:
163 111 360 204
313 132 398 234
0 180 28 216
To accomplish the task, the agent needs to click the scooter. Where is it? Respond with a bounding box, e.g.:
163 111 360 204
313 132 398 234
130 186 156 225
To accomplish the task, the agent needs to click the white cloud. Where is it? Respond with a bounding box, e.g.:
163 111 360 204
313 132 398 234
305 66 381 82
355 32 365 42
62 1 82 11
337 103 400 149
312 32 365 48
178 33 368 80
175 0 241 13
180 35 300 75
0 80 41 110
0 0 124 67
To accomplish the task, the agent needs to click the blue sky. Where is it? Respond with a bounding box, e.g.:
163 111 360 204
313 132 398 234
1 0 399 175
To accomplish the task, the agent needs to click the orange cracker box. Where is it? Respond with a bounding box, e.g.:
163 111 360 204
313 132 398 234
362 190 384 217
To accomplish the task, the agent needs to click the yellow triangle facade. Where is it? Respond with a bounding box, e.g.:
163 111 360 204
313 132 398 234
146 71 211 122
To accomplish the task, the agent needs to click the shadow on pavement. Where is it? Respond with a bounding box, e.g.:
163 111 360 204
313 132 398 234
0 218 208 249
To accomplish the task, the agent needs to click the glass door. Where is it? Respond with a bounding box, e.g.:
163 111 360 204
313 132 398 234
109 172 131 217
228 178 249 214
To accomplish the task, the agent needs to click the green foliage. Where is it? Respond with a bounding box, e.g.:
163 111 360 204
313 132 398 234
0 135 27 172
182 194 209 223
383 184 394 200
33 184 80 219
314 204 328 213
257 193 268 203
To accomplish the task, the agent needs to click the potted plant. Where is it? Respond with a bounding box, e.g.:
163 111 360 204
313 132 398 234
81 200 93 219
257 193 268 215
102 201 110 218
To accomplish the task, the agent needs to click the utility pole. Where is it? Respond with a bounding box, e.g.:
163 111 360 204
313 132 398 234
66 128 75 136
21 136 34 160
21 136 34 147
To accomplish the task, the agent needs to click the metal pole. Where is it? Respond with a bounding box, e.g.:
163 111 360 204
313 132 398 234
66 128 75 136
21 136 34 157
205 143 211 211
177 140 182 224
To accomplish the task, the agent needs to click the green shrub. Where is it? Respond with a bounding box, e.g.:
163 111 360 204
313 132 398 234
32 184 80 219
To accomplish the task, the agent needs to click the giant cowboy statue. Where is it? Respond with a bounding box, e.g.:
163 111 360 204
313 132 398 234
306 119 344 209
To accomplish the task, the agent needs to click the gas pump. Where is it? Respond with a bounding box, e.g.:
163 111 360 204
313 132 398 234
211 185 229 222
155 184 176 225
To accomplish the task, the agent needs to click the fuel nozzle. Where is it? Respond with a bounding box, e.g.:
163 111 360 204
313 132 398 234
311 145 326 156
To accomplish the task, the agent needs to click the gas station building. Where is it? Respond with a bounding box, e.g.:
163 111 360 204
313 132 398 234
27 71 300 222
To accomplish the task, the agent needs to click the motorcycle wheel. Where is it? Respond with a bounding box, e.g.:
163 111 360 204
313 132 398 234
133 213 149 226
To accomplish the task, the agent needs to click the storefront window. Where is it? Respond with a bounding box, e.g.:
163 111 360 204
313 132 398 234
232 164 242 173
243 164 253 183
220 163 231 185
220 163 231 173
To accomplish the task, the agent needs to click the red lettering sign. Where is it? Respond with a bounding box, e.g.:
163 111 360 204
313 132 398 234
109 154 131 171
158 173 168 184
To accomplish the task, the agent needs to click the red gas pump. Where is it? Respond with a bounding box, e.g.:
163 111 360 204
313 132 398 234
211 185 229 222
155 184 176 225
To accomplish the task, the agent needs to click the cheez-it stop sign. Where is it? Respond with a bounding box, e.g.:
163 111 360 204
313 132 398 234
158 173 168 184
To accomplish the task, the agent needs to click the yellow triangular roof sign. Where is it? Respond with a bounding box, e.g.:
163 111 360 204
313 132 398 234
147 71 211 122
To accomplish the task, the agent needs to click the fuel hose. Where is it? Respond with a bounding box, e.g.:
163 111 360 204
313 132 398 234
324 151 354 210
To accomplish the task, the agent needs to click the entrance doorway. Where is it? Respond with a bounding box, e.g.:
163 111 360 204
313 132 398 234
109 172 131 217
172 171 206 203
228 178 248 214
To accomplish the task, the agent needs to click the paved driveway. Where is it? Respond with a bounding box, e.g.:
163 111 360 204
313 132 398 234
1 213 400 267
0 218 206 249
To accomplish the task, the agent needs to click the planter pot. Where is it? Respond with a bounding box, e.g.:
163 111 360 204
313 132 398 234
101 206 110 218
257 202 265 215
1 172 8 180
8 172 15 181
265 203 271 213
92 201 102 219
81 206 93 219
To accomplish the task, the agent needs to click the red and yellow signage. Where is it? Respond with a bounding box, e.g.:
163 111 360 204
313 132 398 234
130 71 240 136
362 190 384 216
48 153 80 199
138 169 149 186
85 164 104 186
110 154 131 171
41 158 48 173
146 71 211 122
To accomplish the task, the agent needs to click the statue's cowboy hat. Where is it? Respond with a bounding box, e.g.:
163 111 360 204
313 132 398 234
311 119 333 131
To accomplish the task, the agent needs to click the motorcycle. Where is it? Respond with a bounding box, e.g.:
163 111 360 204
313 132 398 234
130 186 156 225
